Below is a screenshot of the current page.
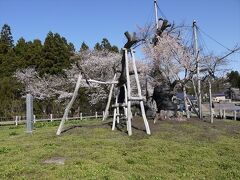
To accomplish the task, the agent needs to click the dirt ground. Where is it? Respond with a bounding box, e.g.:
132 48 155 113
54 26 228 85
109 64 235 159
62 116 240 139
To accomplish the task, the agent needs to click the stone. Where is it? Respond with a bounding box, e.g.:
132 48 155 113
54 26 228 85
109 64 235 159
43 157 65 165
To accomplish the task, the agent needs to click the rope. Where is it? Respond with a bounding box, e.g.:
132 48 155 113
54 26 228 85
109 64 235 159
198 27 232 51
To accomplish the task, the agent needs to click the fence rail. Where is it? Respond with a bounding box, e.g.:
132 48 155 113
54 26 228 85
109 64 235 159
0 111 110 126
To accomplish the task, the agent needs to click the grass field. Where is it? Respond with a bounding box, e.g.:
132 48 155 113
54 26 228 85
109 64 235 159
0 118 240 179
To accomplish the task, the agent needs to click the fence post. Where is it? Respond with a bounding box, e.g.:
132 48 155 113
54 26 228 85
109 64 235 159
219 109 223 119
223 109 226 119
50 114 53 122
33 115 36 123
102 111 105 121
15 116 18 126
80 113 82 120
234 110 237 121
95 112 98 119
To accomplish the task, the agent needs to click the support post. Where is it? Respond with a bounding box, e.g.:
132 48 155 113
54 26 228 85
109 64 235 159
103 74 116 121
234 110 237 121
125 49 132 136
15 116 18 126
33 115 36 123
56 74 82 135
26 94 33 133
116 106 120 124
223 109 226 119
95 112 98 119
209 80 213 123
154 0 159 29
112 95 118 131
50 114 53 122
80 113 82 120
131 50 151 135
193 20 202 119
220 109 223 119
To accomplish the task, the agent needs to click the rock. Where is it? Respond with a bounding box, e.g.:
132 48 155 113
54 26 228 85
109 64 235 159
43 157 65 165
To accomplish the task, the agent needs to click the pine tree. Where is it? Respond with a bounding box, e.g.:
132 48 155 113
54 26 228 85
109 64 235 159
68 42 75 54
0 24 14 54
79 42 89 53
39 32 71 75
94 42 102 51
111 45 119 53
101 38 112 51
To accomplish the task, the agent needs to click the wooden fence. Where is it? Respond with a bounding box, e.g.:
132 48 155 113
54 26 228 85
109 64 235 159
0 111 108 126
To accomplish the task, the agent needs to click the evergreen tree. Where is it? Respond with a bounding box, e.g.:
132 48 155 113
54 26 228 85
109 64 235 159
39 32 71 75
94 38 119 53
0 24 14 54
111 45 119 53
79 42 89 53
94 42 102 51
101 38 112 51
0 24 16 77
29 39 43 66
227 71 240 88
68 42 75 54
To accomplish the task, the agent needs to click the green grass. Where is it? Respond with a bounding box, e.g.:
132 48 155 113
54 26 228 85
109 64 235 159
0 119 240 179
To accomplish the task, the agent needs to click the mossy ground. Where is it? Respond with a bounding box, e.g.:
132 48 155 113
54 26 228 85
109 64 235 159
0 118 240 179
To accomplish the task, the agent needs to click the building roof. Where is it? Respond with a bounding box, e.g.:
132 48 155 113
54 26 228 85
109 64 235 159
212 93 225 97
176 93 196 101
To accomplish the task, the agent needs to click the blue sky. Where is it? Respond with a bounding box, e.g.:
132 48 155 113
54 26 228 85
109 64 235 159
0 0 239 70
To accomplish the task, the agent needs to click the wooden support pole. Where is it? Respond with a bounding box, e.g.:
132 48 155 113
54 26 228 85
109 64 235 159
220 109 223 119
15 116 18 126
124 49 132 136
56 74 82 135
209 80 213 123
131 50 151 135
116 106 120 124
223 109 226 119
234 110 237 121
112 95 118 131
193 20 202 119
103 74 116 121
50 114 53 122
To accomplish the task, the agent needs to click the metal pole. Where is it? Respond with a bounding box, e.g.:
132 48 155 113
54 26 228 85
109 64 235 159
154 0 159 29
193 20 202 119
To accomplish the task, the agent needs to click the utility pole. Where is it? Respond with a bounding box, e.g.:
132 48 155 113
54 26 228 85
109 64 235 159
193 20 202 119
154 0 159 29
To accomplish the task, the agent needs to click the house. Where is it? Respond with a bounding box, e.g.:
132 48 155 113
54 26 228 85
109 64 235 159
212 93 226 102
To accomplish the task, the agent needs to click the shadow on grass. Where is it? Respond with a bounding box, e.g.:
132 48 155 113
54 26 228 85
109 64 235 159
61 121 112 134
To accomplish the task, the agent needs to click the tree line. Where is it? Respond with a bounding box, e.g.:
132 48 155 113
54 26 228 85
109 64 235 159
0 24 119 118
